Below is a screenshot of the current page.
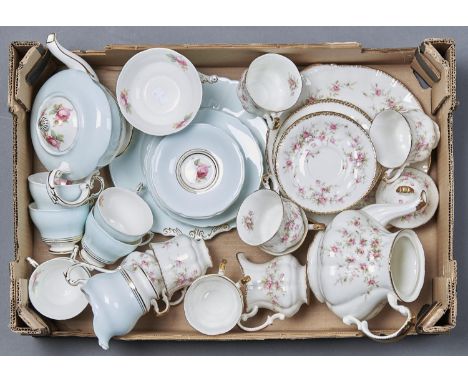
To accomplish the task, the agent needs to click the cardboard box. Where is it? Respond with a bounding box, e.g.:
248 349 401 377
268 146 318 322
8 38 457 340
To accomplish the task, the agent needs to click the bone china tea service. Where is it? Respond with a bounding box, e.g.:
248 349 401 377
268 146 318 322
25 34 443 347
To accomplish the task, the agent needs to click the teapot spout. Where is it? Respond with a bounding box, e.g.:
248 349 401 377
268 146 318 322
362 191 427 227
46 33 99 82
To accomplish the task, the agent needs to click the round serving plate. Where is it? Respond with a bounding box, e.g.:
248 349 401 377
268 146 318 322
116 48 202 136
145 122 245 219
275 111 378 214
31 70 112 180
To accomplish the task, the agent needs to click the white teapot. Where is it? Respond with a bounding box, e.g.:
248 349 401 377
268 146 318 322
307 192 426 341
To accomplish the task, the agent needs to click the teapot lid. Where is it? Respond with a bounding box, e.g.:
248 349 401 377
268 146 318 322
30 70 112 180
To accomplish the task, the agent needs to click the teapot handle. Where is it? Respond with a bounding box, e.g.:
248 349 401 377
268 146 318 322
47 169 104 207
343 293 414 342
237 305 285 332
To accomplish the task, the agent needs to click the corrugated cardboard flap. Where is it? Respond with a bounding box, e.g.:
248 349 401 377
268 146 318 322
12 43 56 112
411 38 456 114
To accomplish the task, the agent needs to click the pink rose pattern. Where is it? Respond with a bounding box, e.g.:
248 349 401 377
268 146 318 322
167 53 189 71
409 120 437 162
324 215 383 294
194 158 210 182
281 120 368 206
260 259 286 307
173 113 193 130
362 83 406 113
126 252 165 292
119 89 131 113
38 103 74 151
300 78 406 116
288 75 300 96
242 210 254 231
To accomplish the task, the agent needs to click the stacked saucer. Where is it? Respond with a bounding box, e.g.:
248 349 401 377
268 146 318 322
110 77 266 239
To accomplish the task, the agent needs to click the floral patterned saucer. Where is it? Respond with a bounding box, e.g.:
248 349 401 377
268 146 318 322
375 167 439 229
116 48 202 136
275 111 378 214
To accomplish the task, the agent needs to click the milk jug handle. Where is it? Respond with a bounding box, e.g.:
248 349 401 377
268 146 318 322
343 293 414 342
237 306 285 332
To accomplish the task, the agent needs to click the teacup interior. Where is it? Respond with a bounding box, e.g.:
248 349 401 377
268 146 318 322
246 54 300 111
29 259 89 320
184 276 243 335
236 189 283 246
98 188 153 235
369 109 411 169
390 230 424 303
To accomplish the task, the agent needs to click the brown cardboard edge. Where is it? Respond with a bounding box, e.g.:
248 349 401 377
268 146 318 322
7 38 457 338
415 38 457 334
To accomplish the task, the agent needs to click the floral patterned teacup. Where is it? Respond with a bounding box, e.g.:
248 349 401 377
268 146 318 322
236 253 308 332
237 53 302 130
236 189 324 256
149 235 212 305
370 109 440 183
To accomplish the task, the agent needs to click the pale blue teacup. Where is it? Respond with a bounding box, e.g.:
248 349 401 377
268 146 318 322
29 172 82 210
28 202 89 254
81 212 152 267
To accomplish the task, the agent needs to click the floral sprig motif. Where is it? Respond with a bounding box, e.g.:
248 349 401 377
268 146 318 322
173 113 192 129
167 53 189 71
281 120 368 206
119 89 131 113
242 210 254 231
261 259 286 307
194 159 210 182
324 215 384 294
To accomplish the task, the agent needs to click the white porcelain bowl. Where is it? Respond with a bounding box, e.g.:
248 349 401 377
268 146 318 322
116 48 202 136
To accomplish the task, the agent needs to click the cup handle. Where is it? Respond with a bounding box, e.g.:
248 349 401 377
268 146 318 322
262 173 280 193
151 290 170 316
47 169 104 207
343 293 414 342
139 232 154 247
263 114 280 130
26 257 39 268
199 72 219 84
169 287 187 306
308 223 326 231
237 305 286 332
383 165 406 184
